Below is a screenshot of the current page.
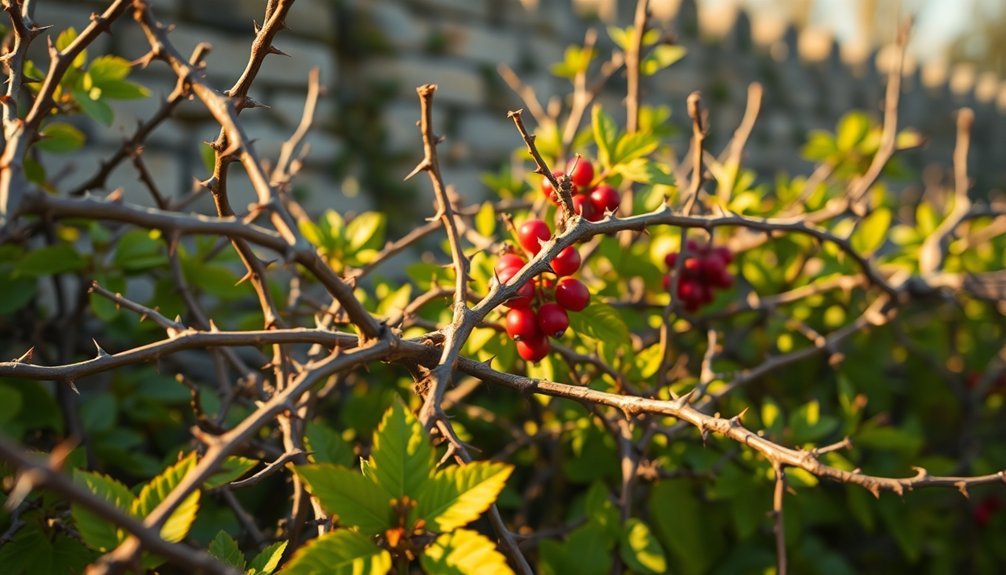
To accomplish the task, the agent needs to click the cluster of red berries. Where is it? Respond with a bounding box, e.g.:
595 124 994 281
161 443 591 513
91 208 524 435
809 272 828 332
542 158 620 221
662 240 734 312
495 218 591 363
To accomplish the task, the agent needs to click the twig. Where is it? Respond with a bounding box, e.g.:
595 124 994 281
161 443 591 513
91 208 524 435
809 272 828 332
772 462 787 575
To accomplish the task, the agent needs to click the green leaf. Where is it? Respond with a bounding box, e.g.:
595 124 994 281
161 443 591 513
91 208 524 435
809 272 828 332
567 302 629 347
591 104 618 169
0 270 35 313
204 456 258 489
368 400 434 500
248 540 288 575
113 229 167 272
475 202 496 237
416 461 513 531
850 208 891 255
37 122 85 153
421 529 515 575
649 481 713 575
93 79 149 100
55 27 87 68
15 243 86 276
74 89 114 126
0 385 23 424
642 44 686 75
281 530 391 575
132 452 201 544
836 112 871 151
612 132 659 165
72 470 135 552
346 212 385 253
305 422 354 467
607 26 632 50
294 463 391 535
620 518 667 574
208 531 245 571
87 55 131 81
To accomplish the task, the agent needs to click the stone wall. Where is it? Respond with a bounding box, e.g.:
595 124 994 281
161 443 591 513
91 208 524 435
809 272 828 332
31 0 1006 224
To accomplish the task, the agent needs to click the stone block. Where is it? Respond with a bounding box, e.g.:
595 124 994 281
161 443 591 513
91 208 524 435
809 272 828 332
362 57 486 108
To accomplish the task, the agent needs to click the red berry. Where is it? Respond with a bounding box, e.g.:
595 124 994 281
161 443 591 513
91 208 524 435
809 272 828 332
700 253 725 280
495 253 526 274
662 273 671 291
566 157 594 189
518 219 551 255
506 307 541 341
683 257 702 277
677 279 700 302
686 239 701 253
516 334 550 362
537 303 569 338
710 268 734 289
497 266 535 308
551 246 581 276
663 252 678 268
590 184 620 215
555 277 590 311
573 195 601 222
541 170 565 204
712 246 734 264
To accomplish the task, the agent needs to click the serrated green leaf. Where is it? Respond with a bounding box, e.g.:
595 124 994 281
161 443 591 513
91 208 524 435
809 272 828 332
850 208 891 255
567 302 629 347
368 400 434 500
132 452 200 544
585 482 620 540
620 518 667 574
416 461 512 531
591 104 617 169
248 540 287 575
204 456 258 489
305 422 354 467
649 481 713 575
642 44 686 76
97 79 149 100
208 531 245 571
612 132 659 165
55 28 87 68
281 530 391 575
72 470 135 552
420 529 515 575
37 122 85 153
294 464 391 535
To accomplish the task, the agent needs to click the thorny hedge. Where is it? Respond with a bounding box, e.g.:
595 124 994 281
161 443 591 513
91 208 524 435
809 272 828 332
0 1 1004 574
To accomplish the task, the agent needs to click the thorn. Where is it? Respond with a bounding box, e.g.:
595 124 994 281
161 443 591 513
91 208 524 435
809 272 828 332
106 187 124 202
267 45 290 57
403 160 429 182
956 482 970 499
235 270 255 286
13 347 34 364
208 319 220 332
252 19 261 34
868 484 881 499
92 338 108 358
481 355 495 368
65 380 79 395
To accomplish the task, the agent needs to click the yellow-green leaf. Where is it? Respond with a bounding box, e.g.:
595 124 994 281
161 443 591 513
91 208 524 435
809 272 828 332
850 208 891 255
282 530 391 575
208 531 244 571
620 519 667 574
71 470 134 552
368 400 434 500
416 461 513 531
420 529 515 575
131 452 200 544
248 540 287 575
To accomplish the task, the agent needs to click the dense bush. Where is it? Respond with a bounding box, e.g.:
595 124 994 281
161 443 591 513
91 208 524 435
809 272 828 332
0 1 1004 574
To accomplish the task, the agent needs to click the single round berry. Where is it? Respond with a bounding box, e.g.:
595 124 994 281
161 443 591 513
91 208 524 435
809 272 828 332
497 266 535 308
677 279 701 303
541 170 565 204
566 157 595 189
537 302 569 338
683 257 703 277
518 219 552 255
516 334 550 362
551 246 581 276
664 252 678 268
590 184 620 215
495 253 526 274
573 195 601 222
700 253 725 280
662 273 671 291
555 277 590 311
506 307 541 341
